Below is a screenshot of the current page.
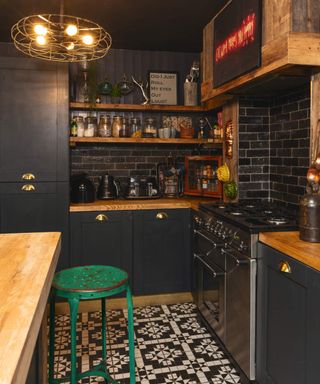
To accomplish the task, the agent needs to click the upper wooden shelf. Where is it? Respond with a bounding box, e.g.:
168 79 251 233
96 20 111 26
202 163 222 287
70 137 223 145
69 102 207 112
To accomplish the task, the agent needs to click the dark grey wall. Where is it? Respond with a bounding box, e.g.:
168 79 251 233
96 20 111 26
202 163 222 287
238 85 310 205
70 48 200 105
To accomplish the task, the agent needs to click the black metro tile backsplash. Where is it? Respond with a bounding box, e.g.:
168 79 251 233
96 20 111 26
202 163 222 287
239 85 310 205
71 144 220 192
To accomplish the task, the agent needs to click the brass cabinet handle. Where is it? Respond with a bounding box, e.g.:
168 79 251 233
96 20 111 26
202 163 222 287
279 260 291 274
156 212 168 220
21 173 35 180
21 184 35 192
95 214 108 222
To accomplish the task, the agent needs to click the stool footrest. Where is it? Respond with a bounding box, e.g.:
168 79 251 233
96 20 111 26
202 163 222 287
49 362 120 383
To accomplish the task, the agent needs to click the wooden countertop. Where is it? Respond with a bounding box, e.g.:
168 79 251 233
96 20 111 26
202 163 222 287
70 197 219 212
259 231 320 272
0 232 61 384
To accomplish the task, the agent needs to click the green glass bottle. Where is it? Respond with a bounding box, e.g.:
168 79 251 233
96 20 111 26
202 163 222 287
70 118 78 137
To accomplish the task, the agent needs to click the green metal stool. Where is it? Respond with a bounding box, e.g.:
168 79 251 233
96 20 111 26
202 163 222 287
48 265 135 384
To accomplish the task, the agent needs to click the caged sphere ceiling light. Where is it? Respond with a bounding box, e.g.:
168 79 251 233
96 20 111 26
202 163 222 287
11 14 112 62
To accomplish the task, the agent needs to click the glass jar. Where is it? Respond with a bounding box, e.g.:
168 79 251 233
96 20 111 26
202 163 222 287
74 116 85 137
111 116 122 137
143 117 157 138
130 117 141 137
119 117 130 137
98 115 111 137
84 116 97 137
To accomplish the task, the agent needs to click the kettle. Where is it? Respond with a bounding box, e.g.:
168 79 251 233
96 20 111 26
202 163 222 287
70 174 95 204
97 174 119 200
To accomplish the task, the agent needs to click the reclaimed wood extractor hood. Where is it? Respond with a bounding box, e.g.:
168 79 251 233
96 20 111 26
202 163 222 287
201 0 320 110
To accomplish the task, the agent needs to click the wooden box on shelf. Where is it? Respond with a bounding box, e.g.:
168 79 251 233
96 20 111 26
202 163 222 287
184 156 222 198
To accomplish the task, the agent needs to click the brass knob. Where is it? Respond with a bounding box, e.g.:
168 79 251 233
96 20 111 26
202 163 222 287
156 212 168 220
95 214 108 222
279 260 291 274
21 184 35 192
21 173 35 180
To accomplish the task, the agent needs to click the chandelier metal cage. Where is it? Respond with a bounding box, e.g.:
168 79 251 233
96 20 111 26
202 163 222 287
11 14 112 62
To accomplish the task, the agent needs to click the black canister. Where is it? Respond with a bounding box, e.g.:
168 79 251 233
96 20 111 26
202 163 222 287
299 193 320 242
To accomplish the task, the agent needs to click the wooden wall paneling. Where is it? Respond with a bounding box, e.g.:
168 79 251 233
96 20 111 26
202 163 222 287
262 0 291 44
292 0 320 33
310 70 320 161
221 98 239 202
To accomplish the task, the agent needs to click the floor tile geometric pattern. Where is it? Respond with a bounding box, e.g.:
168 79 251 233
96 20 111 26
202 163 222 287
51 302 243 383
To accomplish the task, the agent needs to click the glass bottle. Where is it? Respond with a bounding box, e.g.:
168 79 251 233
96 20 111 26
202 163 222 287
74 116 84 137
98 115 111 137
70 118 77 137
119 117 130 137
111 116 122 137
84 116 97 137
130 117 141 137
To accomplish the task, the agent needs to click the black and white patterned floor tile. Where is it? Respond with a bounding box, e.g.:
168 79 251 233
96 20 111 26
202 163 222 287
51 302 243 384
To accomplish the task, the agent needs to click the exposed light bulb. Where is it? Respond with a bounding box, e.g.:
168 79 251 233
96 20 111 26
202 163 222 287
65 24 78 37
36 35 47 45
82 34 94 45
66 42 75 50
307 167 319 183
34 24 48 36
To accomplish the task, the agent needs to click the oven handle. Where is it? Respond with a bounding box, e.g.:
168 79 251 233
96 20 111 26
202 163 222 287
193 229 223 249
193 253 225 278
221 248 250 266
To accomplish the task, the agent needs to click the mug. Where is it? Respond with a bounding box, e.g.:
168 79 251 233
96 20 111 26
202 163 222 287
163 127 171 138
158 128 165 138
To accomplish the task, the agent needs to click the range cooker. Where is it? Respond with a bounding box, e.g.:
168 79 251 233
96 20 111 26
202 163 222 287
192 200 298 381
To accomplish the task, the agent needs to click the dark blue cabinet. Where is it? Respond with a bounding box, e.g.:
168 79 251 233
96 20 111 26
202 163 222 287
133 209 191 295
257 243 320 384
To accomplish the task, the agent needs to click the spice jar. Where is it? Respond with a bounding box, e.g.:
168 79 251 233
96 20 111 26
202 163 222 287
98 115 111 137
143 117 157 138
74 116 85 137
119 117 130 137
84 116 97 137
111 116 122 137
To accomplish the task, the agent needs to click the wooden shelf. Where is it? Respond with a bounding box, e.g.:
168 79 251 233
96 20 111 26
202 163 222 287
70 102 207 112
69 137 223 145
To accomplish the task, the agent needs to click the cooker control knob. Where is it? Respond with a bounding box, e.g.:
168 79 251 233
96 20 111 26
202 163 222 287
239 241 248 251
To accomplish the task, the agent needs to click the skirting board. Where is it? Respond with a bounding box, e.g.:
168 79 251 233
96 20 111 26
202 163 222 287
53 292 193 315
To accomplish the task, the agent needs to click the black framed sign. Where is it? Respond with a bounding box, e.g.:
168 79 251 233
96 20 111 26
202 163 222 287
213 0 261 87
148 71 178 105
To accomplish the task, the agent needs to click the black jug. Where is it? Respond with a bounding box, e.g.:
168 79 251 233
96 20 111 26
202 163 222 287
97 174 119 200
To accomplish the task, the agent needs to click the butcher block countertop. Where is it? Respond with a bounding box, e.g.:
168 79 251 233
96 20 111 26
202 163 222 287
0 232 61 384
70 197 218 212
259 231 320 272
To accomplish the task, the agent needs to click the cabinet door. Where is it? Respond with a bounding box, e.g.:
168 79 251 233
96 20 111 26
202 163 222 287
0 57 69 182
133 209 190 295
0 182 69 270
70 211 132 278
256 243 319 384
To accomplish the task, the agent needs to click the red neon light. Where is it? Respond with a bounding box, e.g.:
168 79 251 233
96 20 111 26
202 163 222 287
215 13 256 63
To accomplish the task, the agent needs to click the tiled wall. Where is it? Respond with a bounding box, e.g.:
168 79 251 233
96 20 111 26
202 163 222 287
238 97 270 200
238 85 310 205
269 86 310 204
71 144 221 190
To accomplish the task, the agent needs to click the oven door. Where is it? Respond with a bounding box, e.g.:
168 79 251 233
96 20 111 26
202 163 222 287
193 228 226 341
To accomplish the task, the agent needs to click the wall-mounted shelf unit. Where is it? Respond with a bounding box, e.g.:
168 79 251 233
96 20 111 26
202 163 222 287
70 137 223 146
70 102 207 112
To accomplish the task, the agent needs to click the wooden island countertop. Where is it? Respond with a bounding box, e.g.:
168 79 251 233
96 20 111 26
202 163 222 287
70 197 219 212
259 231 320 272
0 232 61 384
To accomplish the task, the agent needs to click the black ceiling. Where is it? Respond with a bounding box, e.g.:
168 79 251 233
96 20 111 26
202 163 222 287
0 0 227 52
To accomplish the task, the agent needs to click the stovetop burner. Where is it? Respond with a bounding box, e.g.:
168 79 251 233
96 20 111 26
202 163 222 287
199 200 298 233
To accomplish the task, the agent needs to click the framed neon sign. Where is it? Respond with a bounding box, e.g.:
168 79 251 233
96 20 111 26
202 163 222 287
213 0 261 87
